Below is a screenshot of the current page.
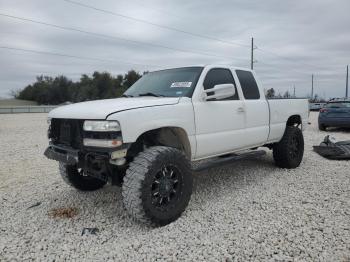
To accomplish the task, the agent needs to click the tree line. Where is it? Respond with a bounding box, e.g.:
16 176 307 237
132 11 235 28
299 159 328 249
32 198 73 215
265 88 326 102
14 73 328 105
14 70 143 105
265 88 295 99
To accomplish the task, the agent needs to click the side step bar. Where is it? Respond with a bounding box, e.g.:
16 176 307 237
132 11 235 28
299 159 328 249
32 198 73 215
192 150 266 172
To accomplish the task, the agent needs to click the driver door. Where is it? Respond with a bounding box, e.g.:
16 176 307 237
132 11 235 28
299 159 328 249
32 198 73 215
193 68 246 159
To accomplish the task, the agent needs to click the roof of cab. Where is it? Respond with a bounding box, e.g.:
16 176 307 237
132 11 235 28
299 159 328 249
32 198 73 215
150 64 253 73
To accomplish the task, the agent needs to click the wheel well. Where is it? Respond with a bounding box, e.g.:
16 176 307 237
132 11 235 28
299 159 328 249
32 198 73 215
287 115 302 127
128 127 191 159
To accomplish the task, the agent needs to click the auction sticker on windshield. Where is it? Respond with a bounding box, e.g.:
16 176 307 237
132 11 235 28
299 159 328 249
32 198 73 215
170 82 192 88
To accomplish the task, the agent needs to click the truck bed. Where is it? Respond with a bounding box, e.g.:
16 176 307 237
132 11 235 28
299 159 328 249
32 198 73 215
267 98 309 143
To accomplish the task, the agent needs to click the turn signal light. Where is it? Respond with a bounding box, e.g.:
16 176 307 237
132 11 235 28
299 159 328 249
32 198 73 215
83 138 122 148
319 108 327 113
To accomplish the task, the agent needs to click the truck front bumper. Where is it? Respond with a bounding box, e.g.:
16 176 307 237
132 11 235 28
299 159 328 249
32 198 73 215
44 143 79 165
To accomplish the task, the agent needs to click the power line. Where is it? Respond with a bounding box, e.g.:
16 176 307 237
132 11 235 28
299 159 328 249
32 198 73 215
255 60 311 76
256 60 345 79
311 74 314 98
250 38 331 73
0 46 156 67
0 13 249 63
346 65 349 98
127 0 189 21
255 47 327 70
250 37 257 69
60 0 333 73
61 0 338 73
62 0 250 48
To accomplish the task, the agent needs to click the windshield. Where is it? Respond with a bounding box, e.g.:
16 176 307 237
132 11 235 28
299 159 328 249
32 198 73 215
326 102 350 108
124 67 203 98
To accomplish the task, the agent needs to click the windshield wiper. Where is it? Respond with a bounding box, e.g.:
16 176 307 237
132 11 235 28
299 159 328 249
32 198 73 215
121 94 133 98
138 92 164 97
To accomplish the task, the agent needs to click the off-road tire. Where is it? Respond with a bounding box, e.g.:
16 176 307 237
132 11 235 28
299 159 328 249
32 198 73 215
273 126 304 169
318 123 326 131
122 146 192 226
59 162 107 191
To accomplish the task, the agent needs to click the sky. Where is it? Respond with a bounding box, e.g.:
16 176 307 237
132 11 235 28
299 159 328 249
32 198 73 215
0 0 349 99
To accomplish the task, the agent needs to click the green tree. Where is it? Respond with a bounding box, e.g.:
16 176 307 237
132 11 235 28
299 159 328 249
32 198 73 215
15 69 143 105
283 91 291 98
266 88 275 98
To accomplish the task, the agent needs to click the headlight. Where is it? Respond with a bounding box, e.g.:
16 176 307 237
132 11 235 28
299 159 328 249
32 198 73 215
83 120 121 132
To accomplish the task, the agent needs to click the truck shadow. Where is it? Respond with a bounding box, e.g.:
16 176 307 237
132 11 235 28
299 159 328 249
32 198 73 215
46 153 278 228
191 154 277 207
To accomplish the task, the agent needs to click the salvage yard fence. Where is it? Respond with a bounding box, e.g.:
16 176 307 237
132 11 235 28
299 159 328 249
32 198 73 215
0 106 57 114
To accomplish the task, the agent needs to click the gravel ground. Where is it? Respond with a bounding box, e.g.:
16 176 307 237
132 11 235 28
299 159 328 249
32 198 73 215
0 112 349 261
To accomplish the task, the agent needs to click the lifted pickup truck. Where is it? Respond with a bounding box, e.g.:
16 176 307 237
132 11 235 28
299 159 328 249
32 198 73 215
45 65 309 226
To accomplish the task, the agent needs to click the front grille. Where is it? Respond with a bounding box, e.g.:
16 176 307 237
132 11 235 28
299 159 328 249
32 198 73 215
49 119 122 150
50 119 84 149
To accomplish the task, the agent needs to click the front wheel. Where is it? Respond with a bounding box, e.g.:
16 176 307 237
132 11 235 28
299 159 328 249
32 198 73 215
59 163 107 191
122 146 193 226
273 126 304 169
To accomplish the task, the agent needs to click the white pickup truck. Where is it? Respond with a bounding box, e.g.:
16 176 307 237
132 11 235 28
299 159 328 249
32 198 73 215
45 65 309 226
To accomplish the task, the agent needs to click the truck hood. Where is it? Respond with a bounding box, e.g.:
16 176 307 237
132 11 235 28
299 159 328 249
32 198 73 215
48 97 180 119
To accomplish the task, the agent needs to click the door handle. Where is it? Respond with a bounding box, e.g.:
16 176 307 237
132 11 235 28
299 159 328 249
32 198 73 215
237 107 245 113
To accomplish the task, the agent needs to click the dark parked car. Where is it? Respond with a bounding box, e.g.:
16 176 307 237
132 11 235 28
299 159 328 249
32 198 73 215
319 99 350 130
310 102 326 111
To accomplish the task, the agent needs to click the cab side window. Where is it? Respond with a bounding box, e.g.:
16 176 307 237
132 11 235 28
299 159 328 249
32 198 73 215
236 70 260 99
203 68 239 100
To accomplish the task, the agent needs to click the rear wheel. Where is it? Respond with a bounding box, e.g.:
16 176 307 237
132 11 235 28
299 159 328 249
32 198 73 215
59 163 107 191
273 126 304 169
122 146 192 226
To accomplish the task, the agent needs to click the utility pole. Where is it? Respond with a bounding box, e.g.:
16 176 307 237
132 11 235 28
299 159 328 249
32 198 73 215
250 37 257 70
346 65 349 98
293 84 296 98
311 74 314 100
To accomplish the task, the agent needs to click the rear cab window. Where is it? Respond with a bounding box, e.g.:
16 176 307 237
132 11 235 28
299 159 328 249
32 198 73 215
235 70 260 99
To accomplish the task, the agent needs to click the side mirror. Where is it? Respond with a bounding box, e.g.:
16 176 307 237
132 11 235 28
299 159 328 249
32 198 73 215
204 83 236 101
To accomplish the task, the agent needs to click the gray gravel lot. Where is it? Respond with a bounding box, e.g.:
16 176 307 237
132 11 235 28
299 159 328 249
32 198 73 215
0 112 349 261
